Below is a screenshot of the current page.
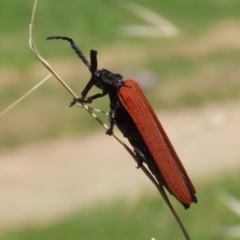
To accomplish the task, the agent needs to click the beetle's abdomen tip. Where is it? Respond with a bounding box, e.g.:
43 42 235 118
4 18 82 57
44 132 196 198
192 195 198 204
183 204 190 210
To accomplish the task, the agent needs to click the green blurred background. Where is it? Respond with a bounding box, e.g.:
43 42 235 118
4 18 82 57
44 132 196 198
1 0 240 239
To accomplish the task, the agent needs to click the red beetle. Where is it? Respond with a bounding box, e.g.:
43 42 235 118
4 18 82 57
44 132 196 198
47 36 197 209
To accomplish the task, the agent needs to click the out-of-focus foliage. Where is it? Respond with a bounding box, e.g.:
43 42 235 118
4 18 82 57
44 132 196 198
0 170 239 240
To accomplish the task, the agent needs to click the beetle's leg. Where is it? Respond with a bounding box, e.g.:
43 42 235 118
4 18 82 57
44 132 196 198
70 49 101 107
106 98 118 135
106 109 115 135
70 90 108 107
134 148 148 169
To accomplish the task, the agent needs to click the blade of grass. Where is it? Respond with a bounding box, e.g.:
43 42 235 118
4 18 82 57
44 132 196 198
0 74 51 118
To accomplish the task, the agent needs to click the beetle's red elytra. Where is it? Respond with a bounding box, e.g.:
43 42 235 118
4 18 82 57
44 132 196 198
118 79 197 207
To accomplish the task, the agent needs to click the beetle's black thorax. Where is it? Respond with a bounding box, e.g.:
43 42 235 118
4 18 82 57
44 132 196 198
94 69 124 92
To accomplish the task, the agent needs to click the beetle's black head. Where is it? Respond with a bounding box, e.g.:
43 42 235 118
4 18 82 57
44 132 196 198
93 69 124 90
89 51 125 90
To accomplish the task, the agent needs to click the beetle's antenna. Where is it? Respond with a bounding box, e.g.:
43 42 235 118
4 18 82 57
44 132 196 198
90 50 98 74
46 36 91 70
